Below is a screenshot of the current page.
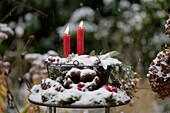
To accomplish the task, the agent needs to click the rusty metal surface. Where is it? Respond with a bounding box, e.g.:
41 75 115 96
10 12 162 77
28 98 130 108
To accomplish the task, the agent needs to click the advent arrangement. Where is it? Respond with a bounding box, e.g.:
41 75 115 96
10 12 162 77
29 21 139 106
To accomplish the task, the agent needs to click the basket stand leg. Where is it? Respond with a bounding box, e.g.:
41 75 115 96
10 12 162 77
49 107 52 113
53 107 56 113
105 107 110 113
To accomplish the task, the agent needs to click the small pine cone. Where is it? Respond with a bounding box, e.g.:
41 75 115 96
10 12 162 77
90 73 96 78
92 83 98 89
55 87 61 91
48 57 55 62
66 80 73 85
66 75 71 80
95 77 100 84
71 72 76 77
165 18 170 37
88 86 93 91
86 73 90 78
77 71 81 77
69 86 73 89
80 76 86 82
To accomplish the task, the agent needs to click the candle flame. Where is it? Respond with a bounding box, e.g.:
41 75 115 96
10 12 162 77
79 21 83 28
64 25 69 35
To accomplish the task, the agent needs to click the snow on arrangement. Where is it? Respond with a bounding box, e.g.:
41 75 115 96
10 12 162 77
29 52 138 105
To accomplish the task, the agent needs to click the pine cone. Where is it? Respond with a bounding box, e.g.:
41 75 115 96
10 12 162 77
165 18 170 38
147 47 170 99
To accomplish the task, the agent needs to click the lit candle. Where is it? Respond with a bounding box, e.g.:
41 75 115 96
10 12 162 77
63 25 70 58
77 21 84 55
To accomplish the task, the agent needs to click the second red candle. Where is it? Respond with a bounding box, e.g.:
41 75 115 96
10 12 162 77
77 21 84 55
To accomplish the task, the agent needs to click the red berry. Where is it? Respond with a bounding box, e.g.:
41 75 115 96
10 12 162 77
102 86 111 92
77 83 82 87
81 84 85 87
77 87 81 91
111 87 117 93
87 56 90 58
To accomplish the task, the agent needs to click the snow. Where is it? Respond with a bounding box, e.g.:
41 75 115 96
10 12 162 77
147 48 170 79
29 78 130 105
131 3 141 11
0 32 8 39
46 54 121 70
66 68 96 77
0 24 7 28
103 0 114 5
119 0 130 9
165 19 170 29
70 7 95 23
0 26 14 36
15 26 24 37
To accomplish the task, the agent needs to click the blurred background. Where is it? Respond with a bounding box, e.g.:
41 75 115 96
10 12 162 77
0 0 170 113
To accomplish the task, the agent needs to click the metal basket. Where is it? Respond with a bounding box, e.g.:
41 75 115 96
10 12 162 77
45 60 100 81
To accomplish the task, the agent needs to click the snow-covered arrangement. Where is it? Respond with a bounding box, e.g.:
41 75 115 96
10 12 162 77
29 51 139 105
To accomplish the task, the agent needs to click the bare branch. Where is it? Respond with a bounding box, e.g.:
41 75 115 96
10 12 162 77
12 0 48 17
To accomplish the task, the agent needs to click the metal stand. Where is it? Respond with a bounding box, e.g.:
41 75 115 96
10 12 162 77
48 107 56 113
49 107 110 113
29 99 130 113
54 107 56 113
105 107 110 113
49 107 52 113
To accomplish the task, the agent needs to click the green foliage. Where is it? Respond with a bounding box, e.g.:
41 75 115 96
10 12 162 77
41 95 48 102
49 68 61 80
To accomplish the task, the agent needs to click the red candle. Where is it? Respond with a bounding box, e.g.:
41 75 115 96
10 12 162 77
77 21 84 55
63 25 70 58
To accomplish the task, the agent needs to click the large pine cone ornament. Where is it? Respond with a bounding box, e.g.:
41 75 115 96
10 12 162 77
147 47 170 99
165 18 170 38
